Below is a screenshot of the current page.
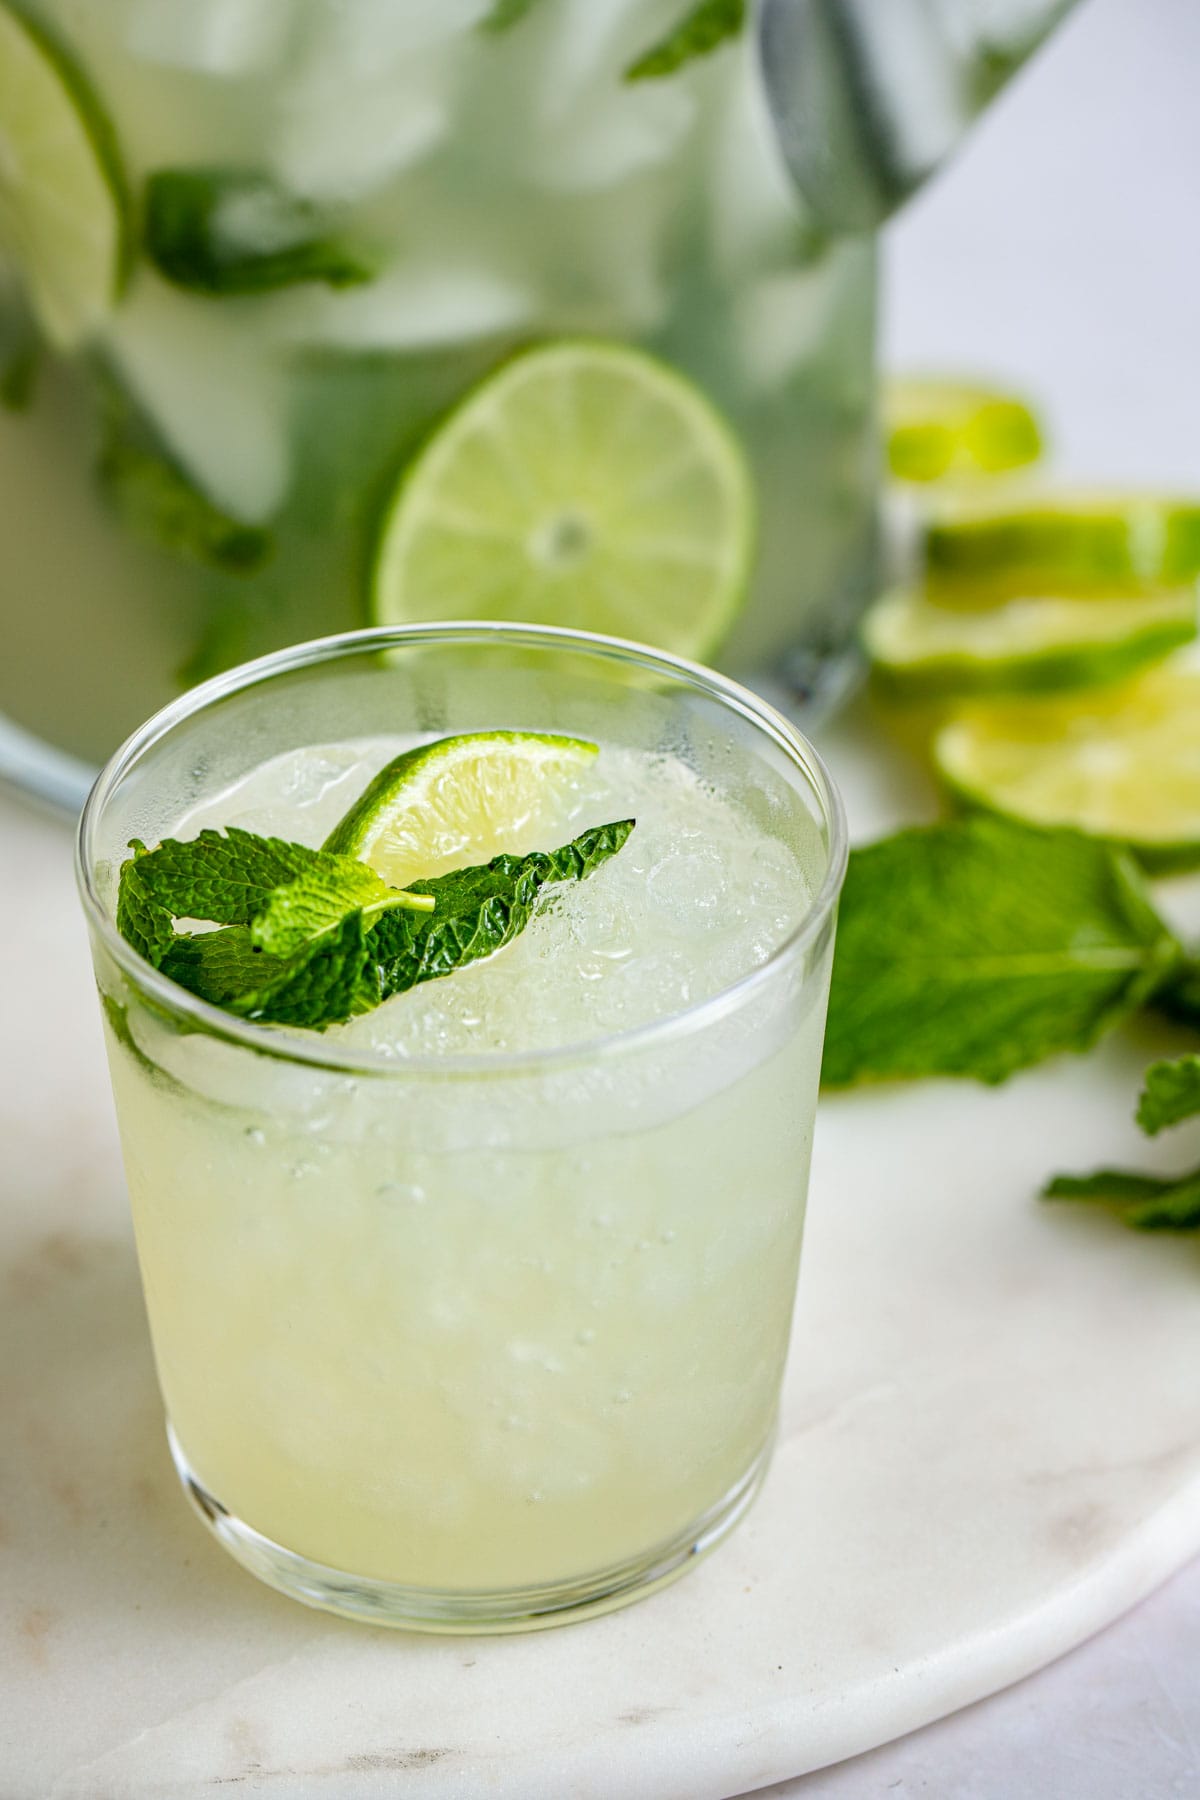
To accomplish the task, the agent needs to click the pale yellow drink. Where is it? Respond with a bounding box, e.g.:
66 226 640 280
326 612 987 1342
79 626 843 1628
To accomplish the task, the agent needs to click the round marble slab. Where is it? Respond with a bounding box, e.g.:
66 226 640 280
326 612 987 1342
4 719 1200 1798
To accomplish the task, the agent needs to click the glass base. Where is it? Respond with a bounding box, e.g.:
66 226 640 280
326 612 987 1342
167 1423 774 1634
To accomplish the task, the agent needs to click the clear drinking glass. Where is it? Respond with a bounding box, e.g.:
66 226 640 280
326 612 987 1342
76 622 846 1631
2 1 877 807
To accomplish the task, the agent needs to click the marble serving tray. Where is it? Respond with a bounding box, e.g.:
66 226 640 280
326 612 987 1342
4 715 1199 1799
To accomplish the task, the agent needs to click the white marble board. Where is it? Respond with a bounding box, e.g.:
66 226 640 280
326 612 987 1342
4 705 1200 1800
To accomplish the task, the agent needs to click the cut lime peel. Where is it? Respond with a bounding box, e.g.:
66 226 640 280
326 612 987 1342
863 585 1198 701
0 2 132 345
323 730 600 888
885 378 1043 484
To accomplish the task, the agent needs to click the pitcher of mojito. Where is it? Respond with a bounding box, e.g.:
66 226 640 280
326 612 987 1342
0 0 1076 806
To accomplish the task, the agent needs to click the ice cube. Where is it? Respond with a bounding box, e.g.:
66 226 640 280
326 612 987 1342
125 0 294 76
288 258 535 350
269 68 451 201
103 273 289 521
304 0 492 69
732 265 842 393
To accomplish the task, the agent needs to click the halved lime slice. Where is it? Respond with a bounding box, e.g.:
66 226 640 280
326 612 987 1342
923 491 1200 604
369 340 754 660
885 378 1043 483
324 730 598 887
934 665 1200 868
0 4 129 348
863 586 1197 700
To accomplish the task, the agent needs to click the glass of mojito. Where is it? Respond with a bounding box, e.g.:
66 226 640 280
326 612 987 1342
0 0 877 807
77 622 845 1630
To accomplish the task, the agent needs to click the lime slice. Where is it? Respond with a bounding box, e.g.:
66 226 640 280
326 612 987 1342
323 730 598 887
885 378 1043 483
923 491 1200 604
369 340 754 660
0 4 129 348
863 586 1197 700
934 665 1200 868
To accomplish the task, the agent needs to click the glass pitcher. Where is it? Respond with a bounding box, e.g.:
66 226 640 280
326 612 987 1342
0 0 1076 810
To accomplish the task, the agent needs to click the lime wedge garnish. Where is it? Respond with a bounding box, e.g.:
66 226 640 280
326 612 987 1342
862 586 1197 700
923 491 1200 604
934 665 1200 868
323 730 598 888
0 3 129 348
886 378 1043 483
368 340 754 661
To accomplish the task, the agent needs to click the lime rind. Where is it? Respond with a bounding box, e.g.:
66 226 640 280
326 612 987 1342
863 586 1198 700
0 2 131 347
923 493 1200 605
886 378 1043 483
368 339 755 663
934 668 1200 870
323 729 599 887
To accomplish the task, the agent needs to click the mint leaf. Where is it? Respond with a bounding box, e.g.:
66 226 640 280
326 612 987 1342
823 818 1180 1087
1153 955 1200 1031
117 818 634 1031
250 859 432 959
625 0 744 81
96 383 272 574
0 300 40 411
163 914 376 1029
119 828 346 944
1135 1054 1200 1136
1043 1168 1200 1231
368 819 635 1002
479 0 544 31
144 169 375 297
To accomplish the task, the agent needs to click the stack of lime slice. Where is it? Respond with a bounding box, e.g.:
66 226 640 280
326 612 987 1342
868 380 1200 865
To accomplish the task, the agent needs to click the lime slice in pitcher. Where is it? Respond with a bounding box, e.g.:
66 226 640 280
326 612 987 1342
0 3 130 347
934 665 1200 868
862 586 1197 699
923 491 1200 603
324 730 598 887
885 378 1043 483
369 340 754 661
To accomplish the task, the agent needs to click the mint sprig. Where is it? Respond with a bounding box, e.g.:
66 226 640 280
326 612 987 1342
822 817 1181 1087
143 169 376 297
625 0 744 82
1044 1052 1200 1234
116 818 633 1031
1136 1054 1200 1136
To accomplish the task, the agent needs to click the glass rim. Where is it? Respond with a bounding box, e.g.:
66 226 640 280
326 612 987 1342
76 621 848 1079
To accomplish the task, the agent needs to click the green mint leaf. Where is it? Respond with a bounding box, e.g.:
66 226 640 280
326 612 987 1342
366 819 635 1002
163 914 376 1029
118 828 341 947
96 382 272 574
479 0 544 31
120 818 633 1032
250 860 433 960
625 0 744 81
1152 955 1200 1032
1136 1054 1200 1136
144 169 376 297
822 818 1180 1087
1043 1167 1200 1231
0 299 40 411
